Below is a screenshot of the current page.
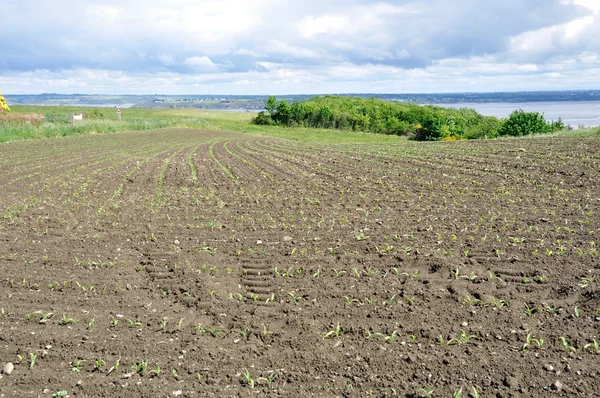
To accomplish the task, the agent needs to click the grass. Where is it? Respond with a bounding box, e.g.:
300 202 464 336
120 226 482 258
2 105 407 144
2 104 599 144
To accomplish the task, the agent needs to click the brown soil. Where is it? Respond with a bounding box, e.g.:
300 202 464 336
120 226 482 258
1 129 599 397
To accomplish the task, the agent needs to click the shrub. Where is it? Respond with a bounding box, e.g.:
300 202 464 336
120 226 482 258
497 109 552 137
252 111 273 125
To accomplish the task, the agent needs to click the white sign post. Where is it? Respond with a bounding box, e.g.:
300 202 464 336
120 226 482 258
116 107 122 122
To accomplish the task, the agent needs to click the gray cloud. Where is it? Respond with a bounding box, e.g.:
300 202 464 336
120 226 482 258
0 0 598 93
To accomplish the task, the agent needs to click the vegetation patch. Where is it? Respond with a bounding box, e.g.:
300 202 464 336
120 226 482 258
253 95 567 140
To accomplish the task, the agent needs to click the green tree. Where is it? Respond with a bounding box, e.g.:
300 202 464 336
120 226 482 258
0 91 10 112
265 96 278 115
274 100 292 126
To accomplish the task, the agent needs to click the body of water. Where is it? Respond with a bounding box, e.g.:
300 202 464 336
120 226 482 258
438 101 600 127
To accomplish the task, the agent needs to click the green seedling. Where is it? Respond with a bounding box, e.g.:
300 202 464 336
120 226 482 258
584 339 599 352
324 322 341 339
106 357 121 376
71 358 86 373
52 392 68 398
522 303 537 316
87 318 95 330
127 318 143 328
463 295 481 306
522 333 544 351
243 369 255 388
94 359 106 371
488 296 509 309
447 330 478 345
560 337 577 353
265 293 276 304
417 387 434 397
149 365 161 377
383 330 399 343
29 352 37 369
262 324 272 336
132 360 149 375
60 314 77 325
545 305 561 315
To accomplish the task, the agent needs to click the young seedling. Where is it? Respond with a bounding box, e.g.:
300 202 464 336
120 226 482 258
132 360 149 375
29 352 37 369
71 359 86 373
262 324 272 336
463 295 481 306
560 337 577 354
87 318 96 330
127 318 143 328
60 314 77 325
243 369 255 388
521 302 536 315
522 333 544 352
149 365 161 377
584 339 599 352
417 387 434 398
488 296 509 309
447 330 478 345
94 359 106 371
382 330 399 343
106 357 121 376
324 322 341 339
265 293 276 304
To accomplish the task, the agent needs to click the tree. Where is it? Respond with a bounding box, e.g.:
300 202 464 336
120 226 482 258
265 96 278 115
274 100 292 126
0 91 10 112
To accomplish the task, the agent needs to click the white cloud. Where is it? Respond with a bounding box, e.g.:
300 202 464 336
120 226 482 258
183 56 220 72
0 0 598 94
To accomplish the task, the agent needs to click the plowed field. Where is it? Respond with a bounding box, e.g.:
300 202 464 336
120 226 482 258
1 129 599 397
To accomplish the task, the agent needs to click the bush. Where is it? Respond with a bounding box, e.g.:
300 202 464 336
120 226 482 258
497 110 552 137
252 111 273 125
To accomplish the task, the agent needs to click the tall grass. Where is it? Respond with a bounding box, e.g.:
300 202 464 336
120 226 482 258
0 106 214 142
2 105 405 144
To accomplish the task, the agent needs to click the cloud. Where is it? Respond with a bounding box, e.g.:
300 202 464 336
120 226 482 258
0 0 598 94
184 56 220 72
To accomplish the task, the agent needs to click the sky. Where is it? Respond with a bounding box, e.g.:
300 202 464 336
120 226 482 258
1 0 599 95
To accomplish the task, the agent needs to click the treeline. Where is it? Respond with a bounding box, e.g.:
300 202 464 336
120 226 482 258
252 96 565 140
